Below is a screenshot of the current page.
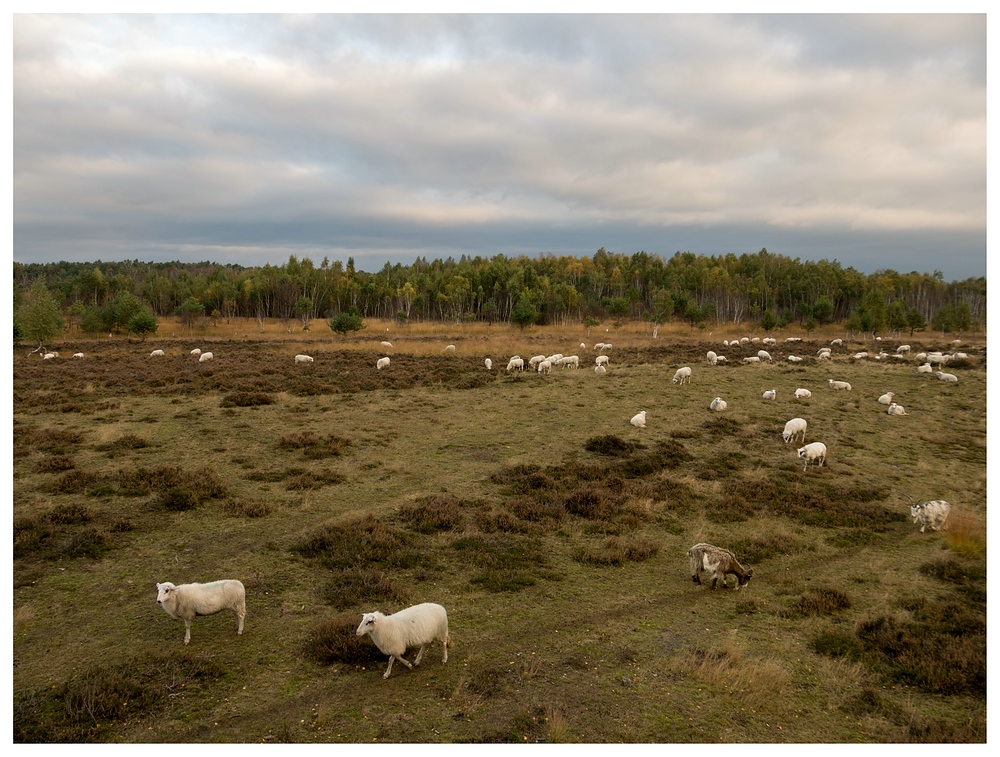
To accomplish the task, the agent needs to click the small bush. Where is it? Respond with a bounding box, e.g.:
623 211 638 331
280 431 320 448
94 434 151 453
117 466 184 496
284 469 345 490
294 516 414 569
809 631 862 659
573 536 659 566
399 495 464 533
304 615 388 666
46 469 103 495
34 455 76 473
47 503 91 525
795 587 852 615
323 568 410 609
220 391 275 407
303 434 352 459
222 497 273 518
584 434 641 457
157 486 201 511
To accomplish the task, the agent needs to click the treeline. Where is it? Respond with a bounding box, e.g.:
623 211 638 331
12 248 986 335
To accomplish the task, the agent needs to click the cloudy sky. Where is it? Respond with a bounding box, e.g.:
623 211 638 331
12 11 987 280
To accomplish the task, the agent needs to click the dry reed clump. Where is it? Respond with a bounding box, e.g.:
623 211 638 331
33 455 77 474
942 508 985 558
398 494 465 533
303 614 386 666
667 631 790 697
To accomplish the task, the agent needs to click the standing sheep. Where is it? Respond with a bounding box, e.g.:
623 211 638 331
484 358 493 370
757 350 772 362
444 345 456 354
797 442 827 471
782 418 807 444
356 603 451 679
595 355 610 367
150 349 165 357
376 357 391 370
537 359 552 374
688 543 753 590
630 410 647 428
706 350 718 365
199 352 214 363
295 354 314 364
909 500 951 533
672 367 692 385
155 580 246 645
506 357 524 371
190 348 202 356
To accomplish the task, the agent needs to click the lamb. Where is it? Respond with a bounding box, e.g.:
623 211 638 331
594 364 607 374
887 402 908 416
199 352 214 363
672 366 692 385
688 543 753 590
356 603 451 679
155 580 246 646
295 354 314 364
506 357 524 371
828 379 851 391
741 356 761 364
72 352 84 359
916 363 933 374
706 350 718 365
150 349 165 357
935 371 958 383
558 355 580 369
376 357 391 370
630 410 647 428
190 348 202 356
484 358 493 370
762 389 776 400
877 392 895 405
787 355 803 363
537 360 552 374
757 350 772 362
794 388 812 399
782 418 807 444
709 397 727 412
908 500 951 533
595 355 610 367
797 441 827 471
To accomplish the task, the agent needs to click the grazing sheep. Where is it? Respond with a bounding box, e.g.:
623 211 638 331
762 389 776 400
537 360 552 374
817 347 832 356
916 363 933 374
785 337 802 343
877 392 895 405
43 353 56 360
751 337 760 344
155 580 246 646
381 341 393 348
295 354 314 364
782 418 807 444
580 343 586 349
762 337 777 346
896 345 911 354
913 352 928 362
506 357 524 372
688 543 753 590
150 349 165 357
757 350 772 362
602 343 612 351
558 355 580 369
909 500 951 533
595 355 610 367
740 337 750 345
927 353 950 365
935 371 959 383
794 388 812 399
594 342 606 351
444 345 456 354
528 355 547 369
817 352 831 361
376 357 391 370
715 356 727 364
797 441 827 471
852 352 868 360
594 364 607 374
630 411 647 428
484 358 493 370
830 339 843 347
190 348 202 356
709 397 728 412
706 350 718 365
672 367 692 385
787 355 803 363
828 379 851 391
356 603 451 679
545 354 564 366
741 356 761 365
72 352 84 359
887 402 908 416
199 352 214 363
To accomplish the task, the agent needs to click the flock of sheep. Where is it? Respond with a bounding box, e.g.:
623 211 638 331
43 333 963 674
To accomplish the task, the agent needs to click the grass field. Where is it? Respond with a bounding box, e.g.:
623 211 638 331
12 320 986 743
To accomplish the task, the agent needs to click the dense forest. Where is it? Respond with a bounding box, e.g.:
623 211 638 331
12 248 986 336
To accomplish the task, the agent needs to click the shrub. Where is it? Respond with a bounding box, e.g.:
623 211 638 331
795 587 852 615
157 486 201 511
399 495 464 533
293 516 413 569
220 391 275 408
322 568 410 609
809 631 862 659
304 615 385 666
573 536 659 566
284 469 345 490
94 434 151 453
584 435 641 456
34 455 76 473
279 431 320 448
222 497 273 518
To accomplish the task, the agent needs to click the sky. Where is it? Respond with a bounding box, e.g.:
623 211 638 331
10 10 988 281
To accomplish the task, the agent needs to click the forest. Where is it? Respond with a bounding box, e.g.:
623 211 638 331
12 248 986 337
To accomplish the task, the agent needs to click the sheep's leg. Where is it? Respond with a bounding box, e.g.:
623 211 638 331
383 657 394 679
413 645 426 666
183 621 192 645
237 608 245 635
442 637 449 664
395 654 413 670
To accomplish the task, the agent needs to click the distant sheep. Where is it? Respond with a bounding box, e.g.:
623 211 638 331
797 441 827 471
545 354 564 365
782 418 807 444
377 357 391 370
916 363 933 374
935 371 958 383
817 352 831 361
444 345 456 354
714 356 727 364
706 350 718 365
909 500 951 533
794 388 811 399
594 343 606 351
688 543 753 590
150 349 165 357
817 347 832 356
853 352 868 360
757 350 772 362
528 355 547 369
595 355 609 367
72 352 84 359
877 392 895 405
381 341 393 348
484 358 493 370
199 352 214 363
594 364 606 374
741 356 761 364
787 355 803 363
602 343 613 351
672 367 692 385
896 345 911 354
580 342 586 349
558 355 580 369
830 339 843 346
506 357 524 372
709 397 727 412
630 410 647 428
762 389 776 400
295 354 314 364
887 402 908 416
785 337 802 343
190 348 202 356
155 580 246 646
356 603 451 679
537 360 552 374
828 379 851 391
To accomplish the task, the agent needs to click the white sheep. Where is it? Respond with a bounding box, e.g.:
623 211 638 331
757 350 772 362
630 410 647 428
916 363 933 374
828 379 851 391
72 352 84 359
594 342 606 351
558 355 580 369
356 603 451 679
817 347 832 356
377 357 391 370
913 352 928 362
42 352 56 360
709 397 728 412
545 353 564 365
295 354 314 364
787 355 803 363
594 364 606 374
537 359 552 374
887 402 908 416
762 389 776 400
741 356 761 365
580 342 586 349
830 338 843 346
190 348 202 356
688 543 753 590
155 580 246 646
484 358 493 370
794 388 811 399
797 441 827 471
595 355 610 367
199 352 214 363
909 500 951 533
706 350 718 365
150 349 165 357
935 371 958 383
740 337 750 345
817 352 831 361
715 356 727 364
751 337 760 343
782 417 807 444
762 337 777 346
507 357 525 372
672 366 692 385
602 343 612 351
381 341 393 348
896 345 911 354
785 337 802 343
852 352 868 360
877 392 895 405
528 355 547 369
444 345 456 354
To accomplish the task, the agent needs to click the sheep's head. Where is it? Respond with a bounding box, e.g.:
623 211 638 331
356 612 380 637
797 447 807 458
738 568 754 588
156 582 176 604
909 504 924 521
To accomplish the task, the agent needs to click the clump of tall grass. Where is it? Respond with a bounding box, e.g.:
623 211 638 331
304 614 386 666
399 494 464 533
942 509 985 558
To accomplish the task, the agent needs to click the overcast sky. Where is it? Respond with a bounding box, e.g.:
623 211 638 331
11 12 987 280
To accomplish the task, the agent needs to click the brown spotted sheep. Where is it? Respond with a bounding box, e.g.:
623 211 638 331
688 543 753 590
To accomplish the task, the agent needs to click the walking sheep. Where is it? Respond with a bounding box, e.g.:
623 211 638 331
295 354 314 364
155 580 246 645
797 442 827 471
356 603 451 679
688 543 753 590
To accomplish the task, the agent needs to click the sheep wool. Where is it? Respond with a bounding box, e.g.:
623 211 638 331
156 580 245 645
357 603 451 679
